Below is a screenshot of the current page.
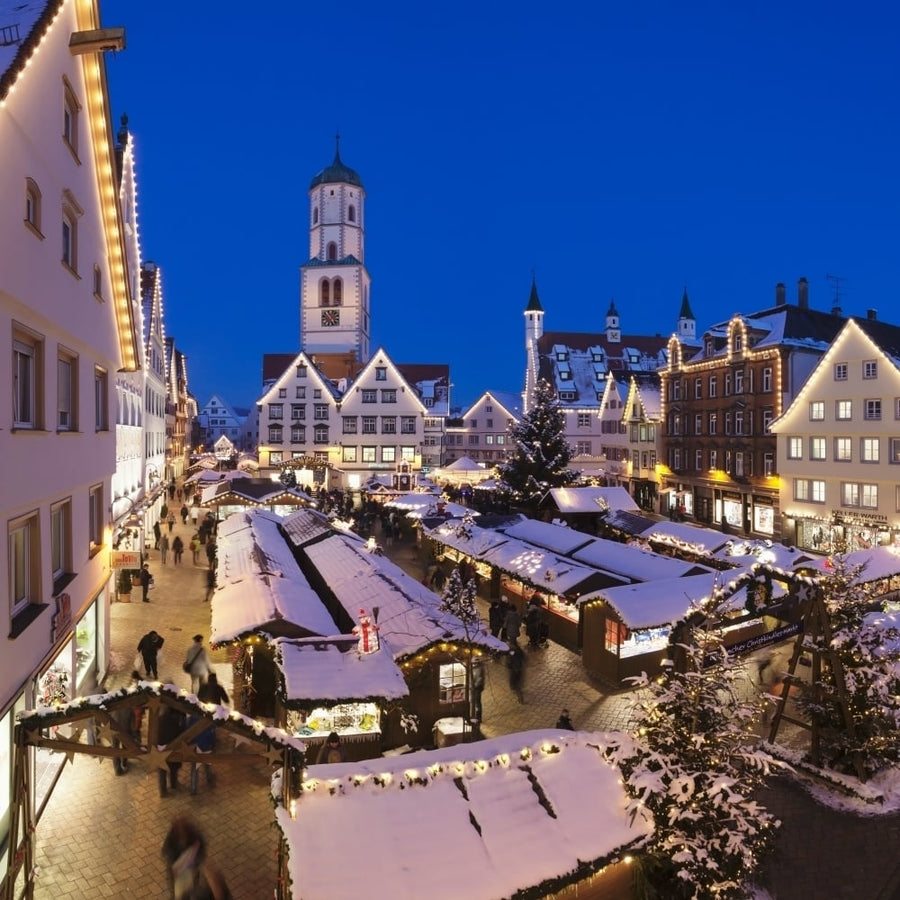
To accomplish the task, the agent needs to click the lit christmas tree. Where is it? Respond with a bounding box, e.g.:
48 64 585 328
497 378 577 512
608 594 784 899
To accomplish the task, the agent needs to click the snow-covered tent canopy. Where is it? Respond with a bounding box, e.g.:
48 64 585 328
385 494 475 520
200 477 314 512
541 486 640 515
500 518 595 556
435 456 493 485
184 468 226 485
715 539 815 570
798 544 900 585
278 730 652 900
642 520 733 556
275 637 409 707
443 455 484 472
573 537 714 582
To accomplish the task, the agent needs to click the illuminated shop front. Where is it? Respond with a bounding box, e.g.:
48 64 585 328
786 509 898 556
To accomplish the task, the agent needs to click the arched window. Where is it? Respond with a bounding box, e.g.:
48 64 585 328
332 278 342 305
327 242 337 261
25 177 42 234
313 206 319 225
348 204 356 223
320 279 330 307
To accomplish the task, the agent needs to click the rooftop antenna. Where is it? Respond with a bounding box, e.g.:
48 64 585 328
826 273 845 306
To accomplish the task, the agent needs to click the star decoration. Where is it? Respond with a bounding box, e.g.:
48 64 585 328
263 745 285 767
143 744 172 772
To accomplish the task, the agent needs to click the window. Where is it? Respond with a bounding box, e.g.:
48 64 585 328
381 390 397 403
361 389 377 403
861 438 880 463
439 662 466 703
694 378 702 399
724 373 732 396
468 435 479 445
735 411 744 435
695 448 703 471
671 380 681 401
694 413 702 435
834 437 851 461
761 367 772 392
381 446 396 463
864 399 882 421
290 425 305 443
268 403 284 420
382 416 397 434
341 446 357 463
764 452 774 476
268 424 283 443
332 279 342 305
725 412 733 435
88 484 103 553
57 350 76 430
605 618 626 652
313 425 328 444
841 482 860 507
13 328 43 429
291 404 305 420
863 360 878 379
401 416 416 434
577 413 591 427
362 446 376 463
343 416 358 434
278 388 286 398
297 365 307 379
708 413 717 435
362 416 376 434
269 451 283 465
93 366 108 431
313 404 329 421
891 438 900 464
809 401 824 421
485 435 494 444
25 177 42 235
401 446 416 461
733 332 743 352
576 440 592 455
327 242 337 260
296 386 306 400
735 370 744 393
834 362 848 381
9 511 41 617
709 375 717 397
794 479 809 501
836 400 852 420
93 264 103 299
313 206 318 224
61 191 83 274
348 204 356 223
497 435 505 444
313 389 322 399
375 367 387 381
62 78 80 157
809 437 826 460
762 409 773 433
50 499 72 587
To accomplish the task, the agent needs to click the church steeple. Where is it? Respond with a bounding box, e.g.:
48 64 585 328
605 299 621 343
677 285 696 341
523 273 545 413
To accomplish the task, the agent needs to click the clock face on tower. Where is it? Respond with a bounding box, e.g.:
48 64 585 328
321 309 340 327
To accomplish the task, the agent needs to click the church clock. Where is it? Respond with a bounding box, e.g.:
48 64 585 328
321 309 340 327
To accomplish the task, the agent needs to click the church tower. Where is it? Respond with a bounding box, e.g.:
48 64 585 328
677 286 696 341
605 299 621 343
523 275 545 412
300 136 371 366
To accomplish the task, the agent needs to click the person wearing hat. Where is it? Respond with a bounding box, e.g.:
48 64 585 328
316 732 346 765
183 634 213 694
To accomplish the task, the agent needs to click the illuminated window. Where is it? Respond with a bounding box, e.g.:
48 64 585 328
361 446 376 462
381 446 396 463
269 451 283 464
809 401 824 421
400 445 416 461
787 437 802 459
834 437 851 461
342 446 357 462
438 662 466 703
809 437 826 460
861 438 880 463
836 400 852 420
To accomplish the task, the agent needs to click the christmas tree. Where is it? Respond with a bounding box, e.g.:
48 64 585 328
497 378 577 512
608 594 784 899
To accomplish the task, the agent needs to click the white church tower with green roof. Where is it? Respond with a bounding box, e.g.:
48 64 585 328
299 136 371 365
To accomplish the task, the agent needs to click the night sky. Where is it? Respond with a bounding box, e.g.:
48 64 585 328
102 1 900 412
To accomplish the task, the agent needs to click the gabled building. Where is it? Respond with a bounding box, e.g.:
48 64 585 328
621 376 661 510
394 363 450 472
196 393 246 450
164 336 191 481
772 314 900 553
522 278 674 473
660 279 848 540
445 390 522 469
0 0 134 878
138 261 168 494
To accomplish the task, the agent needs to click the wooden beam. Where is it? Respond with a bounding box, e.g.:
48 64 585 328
69 27 125 55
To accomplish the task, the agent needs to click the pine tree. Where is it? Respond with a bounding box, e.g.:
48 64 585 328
607 594 784 899
796 555 900 778
497 378 577 511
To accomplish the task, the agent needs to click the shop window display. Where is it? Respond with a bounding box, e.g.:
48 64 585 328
438 662 466 704
288 702 380 739
75 605 96 686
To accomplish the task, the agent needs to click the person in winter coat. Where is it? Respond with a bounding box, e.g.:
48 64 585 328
139 563 153 603
508 645 525 703
159 532 170 565
137 630 164 678
157 706 186 796
184 635 213 694
153 520 162 550
555 708 574 730
172 535 184 566
197 673 229 706
488 598 505 638
167 512 176 533
504 604 522 648
180 504 189 525
316 732 346 765
190 533 201 565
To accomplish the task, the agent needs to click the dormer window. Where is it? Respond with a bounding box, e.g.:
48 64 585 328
733 331 743 352
705 339 714 357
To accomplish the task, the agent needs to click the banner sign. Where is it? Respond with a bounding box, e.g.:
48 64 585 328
109 550 142 570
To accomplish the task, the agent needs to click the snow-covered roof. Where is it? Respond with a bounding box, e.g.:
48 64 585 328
643 520 732 555
500 518 594 555
201 477 313 507
278 730 652 900
543 486 640 515
443 455 485 471
423 519 512 559
799 545 900 584
275 637 409 704
480 540 608 595
715 539 815 570
572 538 714 582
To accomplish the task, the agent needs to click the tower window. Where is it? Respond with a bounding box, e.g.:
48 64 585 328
348 204 356 222
333 278 342 305
313 206 319 224
327 242 337 261
320 278 330 307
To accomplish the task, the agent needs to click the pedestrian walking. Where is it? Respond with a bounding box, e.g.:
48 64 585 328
204 567 216 602
508 645 525 703
157 705 186 797
504 603 522 648
190 533 201 565
555 708 574 730
180 503 189 525
153 520 162 550
190 505 199 525
159 532 170 565
488 598 505 638
137 629 164 679
205 536 216 568
161 815 232 899
431 566 447 592
184 634 213 694
198 672 229 706
167 512 176 533
139 562 153 602
172 535 184 565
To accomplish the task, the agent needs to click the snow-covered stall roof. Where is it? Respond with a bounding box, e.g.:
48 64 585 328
385 495 475 520
302 533 507 659
642 520 732 555
281 507 352 547
798 545 900 584
422 519 512 559
543 486 640 515
275 637 409 705
277 730 652 900
500 518 594 555
715 539 815 570
572 537 714 582
201 477 313 508
210 510 336 644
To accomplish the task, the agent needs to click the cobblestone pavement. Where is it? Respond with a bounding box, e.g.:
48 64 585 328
27 514 900 899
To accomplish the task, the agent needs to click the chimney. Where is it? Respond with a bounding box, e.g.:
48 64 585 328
775 283 786 306
867 308 877 321
797 277 809 309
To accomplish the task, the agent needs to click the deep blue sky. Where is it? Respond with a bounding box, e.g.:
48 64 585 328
103 1 900 413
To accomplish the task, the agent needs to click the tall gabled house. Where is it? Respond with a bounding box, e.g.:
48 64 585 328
0 0 134 872
446 390 522 469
